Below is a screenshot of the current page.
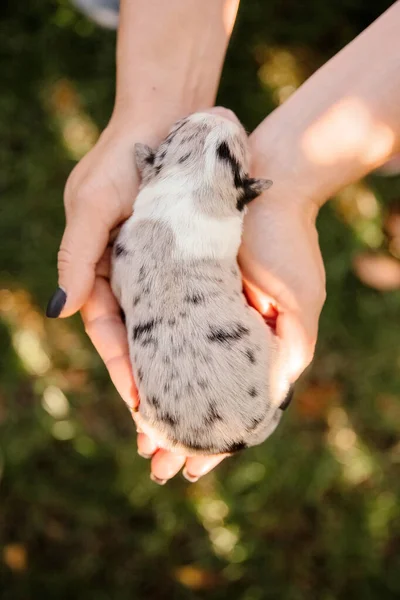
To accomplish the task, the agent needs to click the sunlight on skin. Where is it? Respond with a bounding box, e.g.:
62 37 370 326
302 97 395 167
222 0 240 35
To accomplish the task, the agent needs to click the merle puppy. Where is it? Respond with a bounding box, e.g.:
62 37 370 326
111 110 292 455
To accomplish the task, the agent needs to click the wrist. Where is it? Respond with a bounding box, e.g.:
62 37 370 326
249 117 320 220
113 0 240 133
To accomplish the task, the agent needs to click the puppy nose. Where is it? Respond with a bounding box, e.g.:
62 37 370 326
205 106 240 124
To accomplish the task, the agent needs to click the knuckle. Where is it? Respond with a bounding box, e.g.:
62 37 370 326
57 246 73 272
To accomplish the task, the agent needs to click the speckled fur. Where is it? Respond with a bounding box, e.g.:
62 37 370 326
111 112 289 455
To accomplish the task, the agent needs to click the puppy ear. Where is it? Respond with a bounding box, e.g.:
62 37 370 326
134 143 155 175
244 177 273 201
237 178 273 211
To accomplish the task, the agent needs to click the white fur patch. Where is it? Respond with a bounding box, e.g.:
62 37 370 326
129 179 243 261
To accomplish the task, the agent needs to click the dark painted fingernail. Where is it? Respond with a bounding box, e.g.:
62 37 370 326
46 287 67 318
279 384 295 411
150 473 167 486
182 468 199 483
138 450 152 459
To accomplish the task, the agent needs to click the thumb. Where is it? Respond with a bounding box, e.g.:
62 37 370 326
46 199 113 318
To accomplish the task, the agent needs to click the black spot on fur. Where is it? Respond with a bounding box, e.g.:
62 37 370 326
145 152 155 165
249 387 258 398
119 308 126 324
115 243 128 257
280 385 294 411
217 141 242 188
168 318 176 326
247 416 263 432
179 311 188 318
149 395 160 409
133 319 158 341
184 440 214 453
182 133 197 143
197 379 208 389
245 349 256 364
141 337 158 348
137 368 143 383
133 296 141 307
138 266 146 282
154 165 162 176
207 324 249 344
162 412 177 427
163 355 171 365
184 292 204 305
204 403 223 425
178 152 191 164
164 383 170 394
158 149 167 161
225 440 247 453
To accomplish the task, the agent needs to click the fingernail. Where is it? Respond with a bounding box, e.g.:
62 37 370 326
150 473 167 486
138 450 152 459
46 287 67 318
279 384 295 411
182 467 199 483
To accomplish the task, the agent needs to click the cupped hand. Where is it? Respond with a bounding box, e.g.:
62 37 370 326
240 182 326 387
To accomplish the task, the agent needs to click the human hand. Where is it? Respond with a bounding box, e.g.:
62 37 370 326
239 159 326 388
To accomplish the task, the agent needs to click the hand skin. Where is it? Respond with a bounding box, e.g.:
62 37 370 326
241 1 400 386
53 2 400 484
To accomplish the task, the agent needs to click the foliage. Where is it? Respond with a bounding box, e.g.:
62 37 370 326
0 1 399 598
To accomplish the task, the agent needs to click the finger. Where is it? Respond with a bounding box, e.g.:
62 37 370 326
95 246 112 280
242 277 277 318
183 454 228 482
137 433 159 459
150 450 186 485
81 276 138 411
49 197 118 318
276 310 316 382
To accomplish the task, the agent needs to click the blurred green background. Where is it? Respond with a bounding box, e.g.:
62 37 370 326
1 1 400 598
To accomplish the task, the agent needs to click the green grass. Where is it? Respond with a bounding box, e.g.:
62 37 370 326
0 1 399 598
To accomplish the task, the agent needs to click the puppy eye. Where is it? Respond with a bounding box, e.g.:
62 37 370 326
279 385 294 411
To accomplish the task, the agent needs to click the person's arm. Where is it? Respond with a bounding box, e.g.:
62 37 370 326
251 1 400 207
241 1 400 387
114 0 240 133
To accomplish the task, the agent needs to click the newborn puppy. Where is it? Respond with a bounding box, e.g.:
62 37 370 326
111 110 291 455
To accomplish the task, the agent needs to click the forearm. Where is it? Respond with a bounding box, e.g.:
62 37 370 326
251 2 400 209
113 0 240 136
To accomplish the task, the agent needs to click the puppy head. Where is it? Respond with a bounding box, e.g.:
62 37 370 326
135 110 272 216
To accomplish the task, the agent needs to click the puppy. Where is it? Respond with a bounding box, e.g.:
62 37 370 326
111 110 291 455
